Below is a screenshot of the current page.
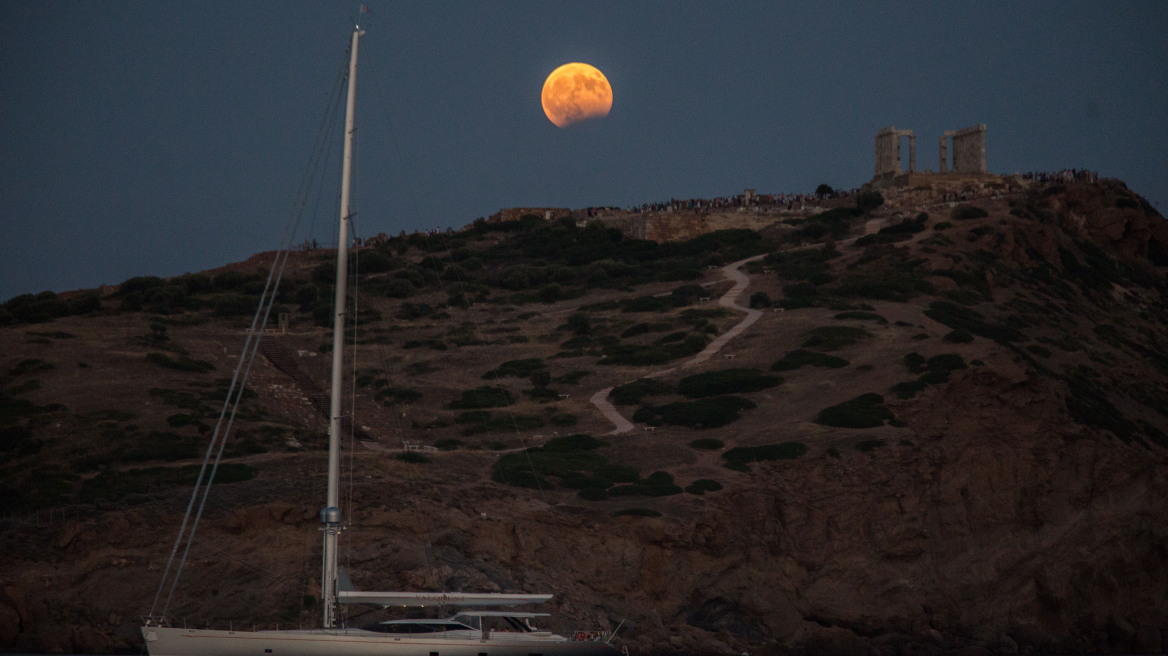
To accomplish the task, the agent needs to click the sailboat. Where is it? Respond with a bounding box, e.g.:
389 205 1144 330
141 25 623 656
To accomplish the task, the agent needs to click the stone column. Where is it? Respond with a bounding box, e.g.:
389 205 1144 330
908 135 916 173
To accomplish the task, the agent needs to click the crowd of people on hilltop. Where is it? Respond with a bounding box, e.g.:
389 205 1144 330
582 187 860 218
1020 169 1099 184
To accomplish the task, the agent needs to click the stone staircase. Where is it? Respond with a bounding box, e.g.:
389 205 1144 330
259 335 376 444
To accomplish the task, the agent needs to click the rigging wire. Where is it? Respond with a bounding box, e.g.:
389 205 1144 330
149 46 352 621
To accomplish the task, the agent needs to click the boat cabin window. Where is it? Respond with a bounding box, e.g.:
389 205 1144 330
363 621 471 634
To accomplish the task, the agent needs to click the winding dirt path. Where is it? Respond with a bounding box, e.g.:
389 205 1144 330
590 254 767 435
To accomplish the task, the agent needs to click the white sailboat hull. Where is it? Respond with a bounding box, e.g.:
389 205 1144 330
142 625 623 656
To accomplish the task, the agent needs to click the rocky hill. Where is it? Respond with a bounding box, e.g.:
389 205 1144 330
1 178 1167 655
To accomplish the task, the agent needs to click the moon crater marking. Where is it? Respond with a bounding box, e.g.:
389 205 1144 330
541 63 613 129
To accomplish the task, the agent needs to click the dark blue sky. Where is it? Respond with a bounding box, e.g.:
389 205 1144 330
2 1 1166 301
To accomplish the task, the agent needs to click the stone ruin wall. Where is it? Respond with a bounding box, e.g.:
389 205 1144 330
875 126 916 177
595 211 782 243
488 207 571 223
947 123 987 173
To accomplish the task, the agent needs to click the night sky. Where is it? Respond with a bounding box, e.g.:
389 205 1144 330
2 1 1166 301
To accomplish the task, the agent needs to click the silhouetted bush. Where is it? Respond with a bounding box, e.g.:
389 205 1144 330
765 244 840 281
722 442 808 471
483 358 546 379
855 190 885 213
832 270 934 302
677 368 781 398
685 479 724 495
689 438 725 450
146 353 214 373
925 300 1022 344
814 393 893 428
952 204 989 220
449 386 515 409
78 464 256 504
8 359 54 376
608 470 683 497
492 433 628 491
600 333 709 366
611 378 673 405
384 279 417 299
771 349 850 371
376 387 423 404
634 396 756 428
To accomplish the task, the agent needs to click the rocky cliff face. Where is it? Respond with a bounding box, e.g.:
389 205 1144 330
1 180 1166 654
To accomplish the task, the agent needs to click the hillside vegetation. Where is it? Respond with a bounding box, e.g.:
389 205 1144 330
1 178 1167 655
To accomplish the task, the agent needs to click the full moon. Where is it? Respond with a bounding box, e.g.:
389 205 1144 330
541 63 613 129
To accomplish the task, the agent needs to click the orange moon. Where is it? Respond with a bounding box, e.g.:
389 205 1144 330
541 63 613 128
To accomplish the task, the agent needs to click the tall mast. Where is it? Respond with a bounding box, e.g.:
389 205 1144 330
321 25 363 630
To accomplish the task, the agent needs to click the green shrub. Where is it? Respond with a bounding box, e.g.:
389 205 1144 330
722 442 808 471
814 393 893 428
634 396 756 429
600 333 709 366
434 439 464 451
549 413 577 426
455 410 491 424
952 204 989 220
1064 372 1135 442
833 311 886 323
676 368 782 398
376 387 423 404
483 358 546 379
856 439 886 452
491 437 616 490
78 464 255 504
553 370 591 385
943 328 975 343
396 452 431 463
855 191 885 213
146 353 215 373
925 300 1022 344
685 479 724 495
765 244 840 281
396 302 434 320
689 438 724 450
610 378 673 405
771 349 849 371
165 413 205 429
749 292 772 308
569 486 605 500
543 434 609 451
832 270 934 302
613 507 662 517
449 386 515 409
608 471 683 497
384 279 417 298
8 358 55 376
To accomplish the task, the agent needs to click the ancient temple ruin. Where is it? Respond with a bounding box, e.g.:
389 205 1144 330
874 123 986 178
874 126 916 177
940 124 987 173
